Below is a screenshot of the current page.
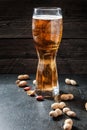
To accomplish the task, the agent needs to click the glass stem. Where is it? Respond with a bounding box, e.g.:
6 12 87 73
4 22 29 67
36 51 59 95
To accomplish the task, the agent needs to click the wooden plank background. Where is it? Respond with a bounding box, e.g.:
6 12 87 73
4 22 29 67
0 0 87 74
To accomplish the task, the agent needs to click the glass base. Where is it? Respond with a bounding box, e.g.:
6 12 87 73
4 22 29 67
35 89 53 99
35 86 59 99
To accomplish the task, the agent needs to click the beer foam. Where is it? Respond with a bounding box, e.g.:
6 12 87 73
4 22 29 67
33 15 62 20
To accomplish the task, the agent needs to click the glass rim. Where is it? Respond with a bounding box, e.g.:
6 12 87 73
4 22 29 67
34 7 62 11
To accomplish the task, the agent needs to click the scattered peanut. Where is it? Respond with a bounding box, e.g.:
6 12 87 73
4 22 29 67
49 108 62 118
85 102 87 111
27 90 35 96
24 86 31 91
60 94 74 101
65 78 71 85
63 119 73 130
64 118 73 125
63 107 71 113
18 74 29 80
70 79 77 86
33 80 37 85
18 81 27 87
59 102 67 109
54 95 61 102
36 95 44 101
63 107 76 117
63 123 72 130
65 78 77 86
49 110 58 117
15 80 20 85
51 102 59 109
66 111 76 117
51 102 66 110
55 108 63 116
24 74 29 79
18 75 24 80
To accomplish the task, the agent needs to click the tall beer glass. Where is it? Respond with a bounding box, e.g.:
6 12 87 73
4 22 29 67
32 7 63 97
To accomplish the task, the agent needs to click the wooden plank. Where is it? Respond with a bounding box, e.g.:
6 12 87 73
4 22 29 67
0 0 86 20
0 38 87 60
0 58 87 74
0 20 87 38
0 0 86 74
58 39 87 60
0 0 86 38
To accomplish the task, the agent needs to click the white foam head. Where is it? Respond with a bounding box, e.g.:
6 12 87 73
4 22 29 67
33 15 62 20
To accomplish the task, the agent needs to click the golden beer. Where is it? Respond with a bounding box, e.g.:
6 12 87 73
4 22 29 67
32 8 63 96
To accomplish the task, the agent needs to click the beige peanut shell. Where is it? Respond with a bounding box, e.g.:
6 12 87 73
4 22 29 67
33 80 37 85
63 107 71 113
55 108 63 116
18 81 27 87
16 80 20 85
60 94 74 101
66 110 76 117
63 122 72 130
63 119 73 130
65 78 71 85
51 102 66 110
49 108 62 117
65 78 77 86
18 74 29 80
70 79 77 86
64 119 73 125
27 90 35 96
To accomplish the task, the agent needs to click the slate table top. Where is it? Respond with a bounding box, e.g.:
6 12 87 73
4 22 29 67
0 74 87 130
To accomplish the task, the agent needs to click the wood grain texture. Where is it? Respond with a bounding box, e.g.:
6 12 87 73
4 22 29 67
0 0 86 19
0 0 87 74
0 58 87 74
0 20 87 38
0 38 87 60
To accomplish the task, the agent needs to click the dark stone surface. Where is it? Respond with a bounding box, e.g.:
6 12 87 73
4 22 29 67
0 74 87 130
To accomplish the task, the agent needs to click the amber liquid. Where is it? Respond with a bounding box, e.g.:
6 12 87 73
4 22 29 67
32 15 63 95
